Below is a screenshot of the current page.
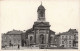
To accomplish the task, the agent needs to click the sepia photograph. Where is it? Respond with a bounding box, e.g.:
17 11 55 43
0 0 79 50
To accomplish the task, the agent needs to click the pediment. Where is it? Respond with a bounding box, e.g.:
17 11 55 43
35 22 50 26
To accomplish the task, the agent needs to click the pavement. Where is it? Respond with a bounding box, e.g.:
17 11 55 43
2 46 77 50
2 46 39 50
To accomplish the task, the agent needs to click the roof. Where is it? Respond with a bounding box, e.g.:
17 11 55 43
26 28 34 34
38 4 45 10
68 29 78 33
58 32 74 36
6 30 23 34
57 28 78 36
50 30 55 35
37 4 45 12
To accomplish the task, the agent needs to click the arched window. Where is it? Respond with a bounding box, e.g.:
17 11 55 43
50 37 53 43
30 36 33 42
40 34 44 44
40 11 44 17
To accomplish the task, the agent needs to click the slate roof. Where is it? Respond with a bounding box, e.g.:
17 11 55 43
68 29 78 33
37 4 45 12
58 32 74 35
49 30 55 35
26 28 34 34
57 29 78 36
6 29 23 34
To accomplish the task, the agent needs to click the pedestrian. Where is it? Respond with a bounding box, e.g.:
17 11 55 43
18 44 20 49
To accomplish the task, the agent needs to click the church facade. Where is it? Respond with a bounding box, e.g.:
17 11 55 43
21 4 55 48
1 3 78 49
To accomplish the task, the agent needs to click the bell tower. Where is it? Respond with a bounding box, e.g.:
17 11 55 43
33 2 51 48
37 2 45 22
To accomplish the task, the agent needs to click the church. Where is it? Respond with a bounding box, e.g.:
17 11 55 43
21 3 55 48
1 3 78 49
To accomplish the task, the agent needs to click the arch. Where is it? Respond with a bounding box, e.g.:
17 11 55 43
50 36 53 43
40 34 44 44
40 11 44 17
30 36 33 41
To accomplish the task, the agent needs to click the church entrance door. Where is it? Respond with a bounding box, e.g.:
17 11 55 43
40 34 44 44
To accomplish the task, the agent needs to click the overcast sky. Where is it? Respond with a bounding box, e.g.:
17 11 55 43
0 0 80 34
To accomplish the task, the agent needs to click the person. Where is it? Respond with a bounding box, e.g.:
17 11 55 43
18 44 20 49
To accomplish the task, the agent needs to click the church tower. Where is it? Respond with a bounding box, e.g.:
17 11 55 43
33 2 51 48
37 2 45 22
21 2 55 48
23 2 55 48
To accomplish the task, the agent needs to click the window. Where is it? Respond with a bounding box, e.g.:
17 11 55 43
62 41 64 44
69 45 71 47
69 36 71 39
55 39 56 41
50 37 53 43
30 36 33 41
40 11 44 17
5 37 6 39
66 36 67 38
69 41 71 44
62 36 64 39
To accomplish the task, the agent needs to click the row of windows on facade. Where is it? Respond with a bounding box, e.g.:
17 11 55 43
3 37 21 41
61 35 73 39
62 45 72 47
2 40 21 42
62 41 72 44
3 35 21 36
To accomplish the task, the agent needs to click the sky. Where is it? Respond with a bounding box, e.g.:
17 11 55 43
0 0 80 34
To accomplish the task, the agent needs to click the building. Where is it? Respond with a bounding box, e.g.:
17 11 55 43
2 30 23 47
55 29 78 48
21 3 55 48
1 3 78 49
68 29 78 48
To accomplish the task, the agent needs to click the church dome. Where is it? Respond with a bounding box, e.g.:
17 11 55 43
38 4 45 10
37 4 45 12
